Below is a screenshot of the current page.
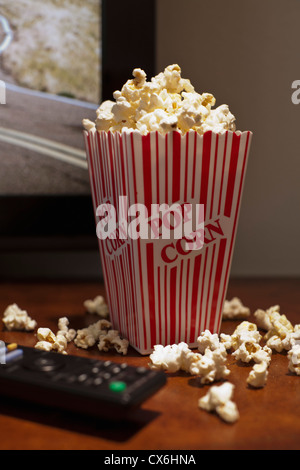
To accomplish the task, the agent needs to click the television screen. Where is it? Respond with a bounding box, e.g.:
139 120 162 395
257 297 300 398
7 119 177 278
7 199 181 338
0 0 101 196
0 0 155 279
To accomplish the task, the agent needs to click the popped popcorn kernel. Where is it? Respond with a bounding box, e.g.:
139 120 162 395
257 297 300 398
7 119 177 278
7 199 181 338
266 334 284 353
220 333 233 350
288 344 300 375
74 319 128 355
82 118 95 132
95 100 115 132
57 316 76 343
255 306 295 352
83 295 110 318
230 321 261 351
149 342 191 373
264 311 294 341
84 64 237 136
252 345 272 366
232 340 262 363
281 327 300 351
222 297 250 320
36 327 56 344
98 329 129 355
2 303 37 332
198 382 239 423
247 361 269 388
34 341 53 352
34 317 76 355
190 346 230 384
149 341 230 384
74 319 111 349
197 329 221 354
253 306 276 331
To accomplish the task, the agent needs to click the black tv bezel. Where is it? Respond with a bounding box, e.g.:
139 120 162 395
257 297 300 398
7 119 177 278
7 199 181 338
0 0 156 254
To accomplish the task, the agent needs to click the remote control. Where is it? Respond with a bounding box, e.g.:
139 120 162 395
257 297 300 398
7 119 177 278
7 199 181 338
0 343 167 420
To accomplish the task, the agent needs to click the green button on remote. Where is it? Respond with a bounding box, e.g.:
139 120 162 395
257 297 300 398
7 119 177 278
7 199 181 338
109 381 127 393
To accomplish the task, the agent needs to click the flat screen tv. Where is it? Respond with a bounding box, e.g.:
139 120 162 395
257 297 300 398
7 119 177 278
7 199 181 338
0 0 156 278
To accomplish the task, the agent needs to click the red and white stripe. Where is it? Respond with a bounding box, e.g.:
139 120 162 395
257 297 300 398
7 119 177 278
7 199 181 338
84 129 252 354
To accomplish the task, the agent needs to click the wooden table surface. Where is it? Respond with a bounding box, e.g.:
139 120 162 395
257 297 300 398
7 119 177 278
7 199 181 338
0 278 299 450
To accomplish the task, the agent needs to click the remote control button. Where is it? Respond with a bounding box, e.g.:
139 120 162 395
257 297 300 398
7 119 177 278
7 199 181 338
77 373 88 383
136 367 148 374
65 375 77 384
111 366 121 375
23 356 65 372
109 381 127 393
83 378 94 386
5 349 23 364
91 366 102 374
99 372 111 381
93 377 103 386
120 363 128 370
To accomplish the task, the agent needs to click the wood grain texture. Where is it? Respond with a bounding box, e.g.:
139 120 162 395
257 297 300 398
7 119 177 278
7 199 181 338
0 278 299 450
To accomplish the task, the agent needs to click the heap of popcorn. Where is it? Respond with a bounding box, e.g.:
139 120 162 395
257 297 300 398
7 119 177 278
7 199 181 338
148 300 300 423
1 296 299 424
83 64 236 135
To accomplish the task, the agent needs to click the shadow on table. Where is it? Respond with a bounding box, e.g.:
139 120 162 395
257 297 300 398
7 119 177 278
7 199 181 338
0 395 160 443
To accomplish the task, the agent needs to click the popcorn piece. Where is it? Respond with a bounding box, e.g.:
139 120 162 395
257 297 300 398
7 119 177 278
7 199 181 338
52 332 68 354
198 382 239 423
201 105 236 134
216 400 240 424
2 303 37 332
247 361 269 388
98 329 129 355
189 346 230 384
176 94 208 132
197 329 221 354
111 96 135 124
253 306 276 331
232 340 262 363
266 334 284 353
85 64 237 136
74 319 111 349
34 341 53 352
264 310 294 341
230 321 261 351
35 325 69 354
220 333 233 350
259 307 295 352
57 317 76 343
288 344 300 375
252 345 272 366
36 327 56 344
222 297 250 320
83 295 110 318
82 118 95 132
95 100 116 132
149 342 230 384
35 317 76 355
74 319 128 355
149 342 191 373
281 327 300 351
179 348 203 374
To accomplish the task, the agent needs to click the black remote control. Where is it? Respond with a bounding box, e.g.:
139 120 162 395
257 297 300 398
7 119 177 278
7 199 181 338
0 343 166 420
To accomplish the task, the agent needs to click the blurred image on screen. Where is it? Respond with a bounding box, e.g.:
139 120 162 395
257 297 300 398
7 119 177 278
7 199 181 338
0 0 101 196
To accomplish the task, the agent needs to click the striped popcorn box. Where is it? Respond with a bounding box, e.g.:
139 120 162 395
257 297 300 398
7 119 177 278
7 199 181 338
84 129 252 354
